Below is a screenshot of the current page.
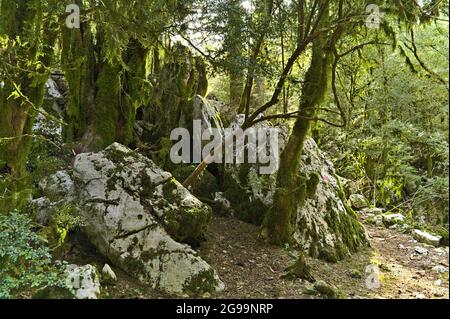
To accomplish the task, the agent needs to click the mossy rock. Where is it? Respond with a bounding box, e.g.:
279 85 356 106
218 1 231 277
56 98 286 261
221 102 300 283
222 165 268 225
162 179 212 247
183 269 219 297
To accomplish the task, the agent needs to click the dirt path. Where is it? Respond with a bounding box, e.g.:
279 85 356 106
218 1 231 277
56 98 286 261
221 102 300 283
364 224 449 299
68 215 449 299
197 216 449 299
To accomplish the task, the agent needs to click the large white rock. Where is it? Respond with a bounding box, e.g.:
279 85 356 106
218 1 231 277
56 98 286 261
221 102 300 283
412 229 442 247
65 264 101 299
71 143 224 296
223 118 368 262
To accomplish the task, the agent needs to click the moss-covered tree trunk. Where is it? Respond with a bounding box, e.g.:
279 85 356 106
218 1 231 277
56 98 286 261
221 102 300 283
226 0 245 116
143 44 208 141
0 0 55 176
62 15 148 152
262 9 330 245
61 7 96 145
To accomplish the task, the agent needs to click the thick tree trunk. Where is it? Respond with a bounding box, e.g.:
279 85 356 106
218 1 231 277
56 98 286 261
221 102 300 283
227 0 245 116
62 19 148 152
262 13 330 245
61 17 96 144
252 76 266 109
143 44 207 141
0 0 55 176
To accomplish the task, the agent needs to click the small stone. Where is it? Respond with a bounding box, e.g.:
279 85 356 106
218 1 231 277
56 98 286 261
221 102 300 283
414 246 429 255
415 293 426 299
435 279 443 287
365 214 383 226
361 207 384 215
412 229 442 247
365 265 381 290
433 247 447 256
102 264 117 283
432 265 448 274
434 291 444 297
303 284 317 295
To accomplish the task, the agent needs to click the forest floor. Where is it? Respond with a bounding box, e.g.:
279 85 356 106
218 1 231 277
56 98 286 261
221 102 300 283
67 215 449 299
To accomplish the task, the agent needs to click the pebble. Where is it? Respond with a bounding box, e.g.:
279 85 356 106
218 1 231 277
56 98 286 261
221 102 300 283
414 246 429 255
102 264 117 282
432 265 448 274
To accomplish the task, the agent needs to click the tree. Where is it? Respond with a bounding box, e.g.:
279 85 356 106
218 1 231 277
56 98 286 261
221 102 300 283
60 0 185 152
225 0 246 113
183 0 448 250
0 0 59 176
262 0 448 245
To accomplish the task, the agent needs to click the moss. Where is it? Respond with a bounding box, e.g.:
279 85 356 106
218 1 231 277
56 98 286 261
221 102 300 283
318 247 339 263
195 57 209 97
0 0 53 176
183 268 217 296
152 138 174 169
296 174 369 262
90 62 121 151
123 255 146 277
61 24 95 143
223 166 268 225
0 174 33 214
161 180 212 247
435 226 449 246
350 269 363 279
164 205 212 247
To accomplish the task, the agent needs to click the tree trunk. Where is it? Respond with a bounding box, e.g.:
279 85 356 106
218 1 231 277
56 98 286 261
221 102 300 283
227 0 244 116
262 10 330 245
0 0 55 176
62 17 148 152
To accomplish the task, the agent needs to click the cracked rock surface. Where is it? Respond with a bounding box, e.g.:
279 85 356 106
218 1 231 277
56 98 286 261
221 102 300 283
37 143 224 296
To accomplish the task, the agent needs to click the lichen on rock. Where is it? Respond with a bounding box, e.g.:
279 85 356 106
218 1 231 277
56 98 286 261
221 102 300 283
34 143 223 296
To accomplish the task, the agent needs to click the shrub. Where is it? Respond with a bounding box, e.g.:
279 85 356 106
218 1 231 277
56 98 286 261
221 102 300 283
0 211 68 298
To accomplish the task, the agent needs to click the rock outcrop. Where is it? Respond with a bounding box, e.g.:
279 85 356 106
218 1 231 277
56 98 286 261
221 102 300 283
222 119 368 262
34 143 224 296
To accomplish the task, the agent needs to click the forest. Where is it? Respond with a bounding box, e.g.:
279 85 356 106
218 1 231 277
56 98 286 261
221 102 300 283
0 0 449 300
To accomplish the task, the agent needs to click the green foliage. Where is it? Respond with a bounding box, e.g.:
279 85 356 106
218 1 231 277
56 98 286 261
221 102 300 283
0 211 69 299
319 22 449 230
40 204 85 250
0 175 33 214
